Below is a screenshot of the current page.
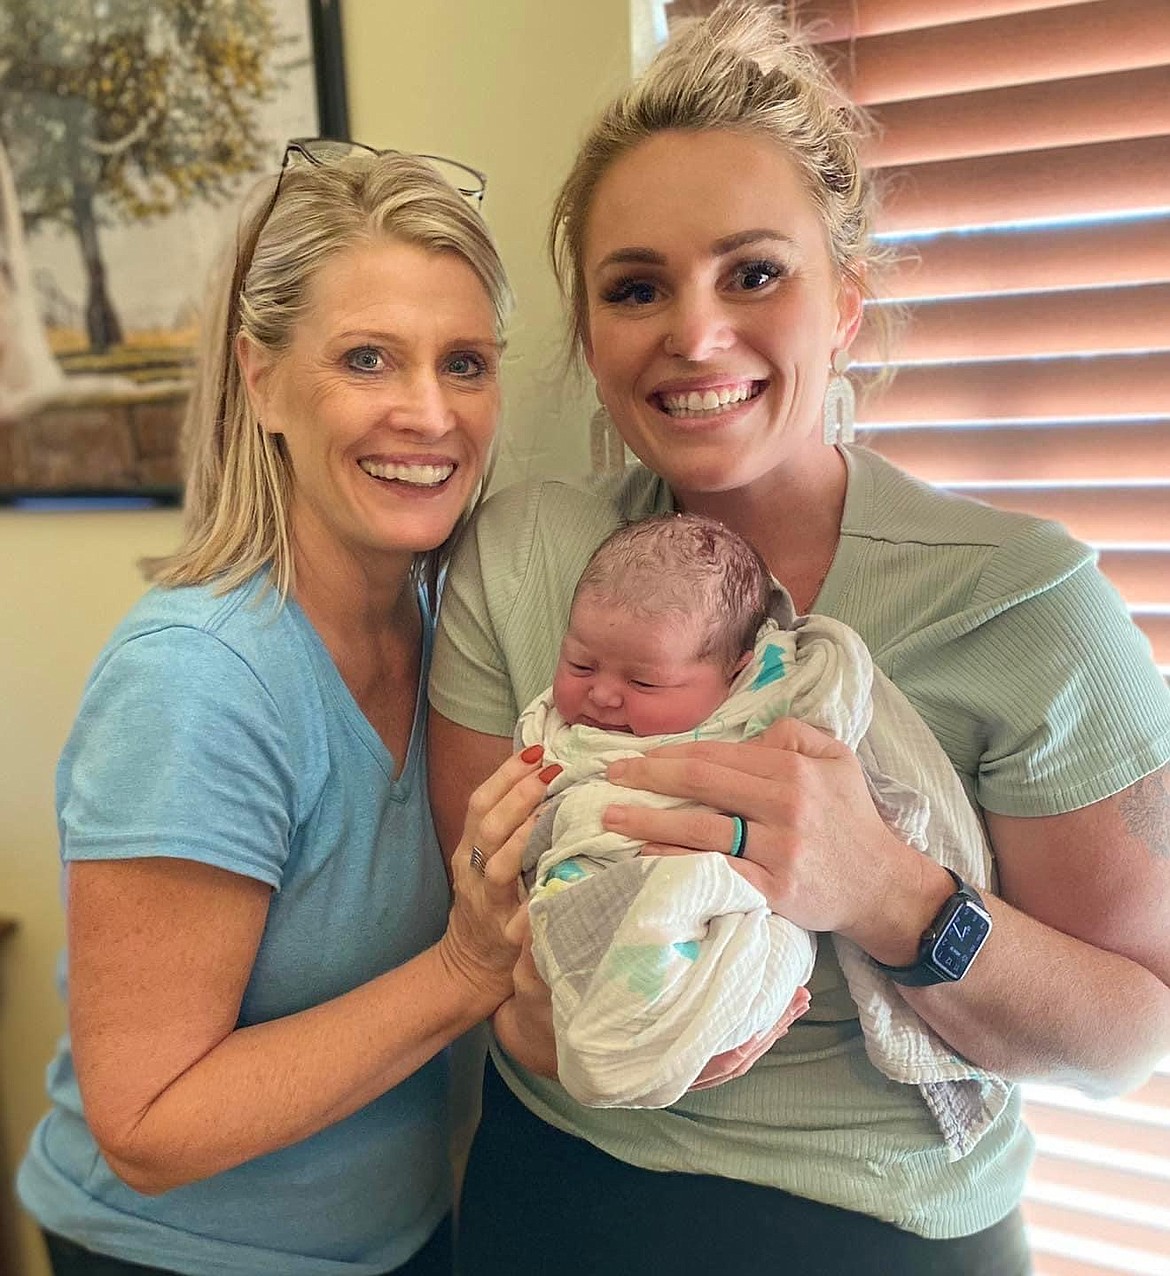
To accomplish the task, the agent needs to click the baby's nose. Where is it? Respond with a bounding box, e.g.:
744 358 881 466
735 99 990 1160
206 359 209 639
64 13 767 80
588 680 623 708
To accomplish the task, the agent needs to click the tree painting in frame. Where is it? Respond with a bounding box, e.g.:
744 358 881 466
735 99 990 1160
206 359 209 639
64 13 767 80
0 0 348 504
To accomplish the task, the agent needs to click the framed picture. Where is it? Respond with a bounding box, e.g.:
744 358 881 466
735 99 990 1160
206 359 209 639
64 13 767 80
0 0 349 506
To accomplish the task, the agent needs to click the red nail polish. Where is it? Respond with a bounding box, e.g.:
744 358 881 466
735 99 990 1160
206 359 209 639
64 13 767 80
520 744 544 764
538 764 563 785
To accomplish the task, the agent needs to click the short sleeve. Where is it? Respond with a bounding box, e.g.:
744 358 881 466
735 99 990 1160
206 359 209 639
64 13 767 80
885 537 1170 817
430 490 529 737
972 559 1170 814
57 627 298 887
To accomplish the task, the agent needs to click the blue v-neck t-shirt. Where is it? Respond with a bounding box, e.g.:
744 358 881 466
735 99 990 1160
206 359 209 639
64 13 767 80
19 570 452 1276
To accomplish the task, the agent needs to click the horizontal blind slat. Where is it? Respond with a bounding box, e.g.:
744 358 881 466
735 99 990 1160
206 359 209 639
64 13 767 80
1096 551 1170 605
1025 1104 1170 1159
859 282 1170 362
877 135 1170 233
915 484 1170 543
883 217 1170 299
859 353 1170 421
818 0 1170 104
1022 1199 1170 1261
866 66 1170 167
1029 1149 1170 1208
799 0 1086 41
1026 1233 1170 1276
861 422 1170 484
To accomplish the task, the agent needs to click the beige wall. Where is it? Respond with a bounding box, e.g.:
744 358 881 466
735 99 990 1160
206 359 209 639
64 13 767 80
344 0 633 487
0 5 631 1274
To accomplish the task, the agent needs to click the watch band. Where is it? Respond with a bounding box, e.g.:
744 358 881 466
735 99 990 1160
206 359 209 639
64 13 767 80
873 868 992 986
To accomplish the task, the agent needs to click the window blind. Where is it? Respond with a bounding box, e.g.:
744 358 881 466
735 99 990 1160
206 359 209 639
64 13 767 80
794 0 1170 677
786 3 1170 1272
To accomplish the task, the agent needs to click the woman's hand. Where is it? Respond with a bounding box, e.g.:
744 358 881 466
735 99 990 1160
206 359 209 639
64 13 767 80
688 986 812 1091
440 746 561 1010
491 912 559 1077
602 717 925 953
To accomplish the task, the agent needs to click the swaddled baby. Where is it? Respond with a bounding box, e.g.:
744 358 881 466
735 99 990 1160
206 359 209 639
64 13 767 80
516 513 854 1107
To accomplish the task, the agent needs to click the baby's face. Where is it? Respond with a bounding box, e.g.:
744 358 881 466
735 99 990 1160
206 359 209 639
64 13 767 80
552 593 736 736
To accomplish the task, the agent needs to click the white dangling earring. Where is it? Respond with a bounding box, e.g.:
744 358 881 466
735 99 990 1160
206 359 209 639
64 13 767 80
590 402 626 475
822 349 856 446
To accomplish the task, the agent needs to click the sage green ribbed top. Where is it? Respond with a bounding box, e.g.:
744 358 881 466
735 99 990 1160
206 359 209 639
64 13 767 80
430 445 1170 1238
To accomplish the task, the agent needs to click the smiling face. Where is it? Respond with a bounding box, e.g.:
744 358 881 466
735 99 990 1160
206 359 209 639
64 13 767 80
582 129 862 503
552 589 739 736
241 237 501 582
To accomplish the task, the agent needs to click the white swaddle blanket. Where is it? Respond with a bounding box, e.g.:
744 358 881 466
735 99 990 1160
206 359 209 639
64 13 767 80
516 594 1011 1159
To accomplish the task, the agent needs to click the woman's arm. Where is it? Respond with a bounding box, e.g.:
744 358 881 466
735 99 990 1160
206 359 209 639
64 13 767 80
903 769 1170 1095
604 724 1170 1096
428 708 512 869
72 748 548 1194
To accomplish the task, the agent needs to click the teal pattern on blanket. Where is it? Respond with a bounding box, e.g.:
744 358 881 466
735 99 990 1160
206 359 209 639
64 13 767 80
753 643 787 689
605 943 687 999
673 941 700 962
549 859 588 883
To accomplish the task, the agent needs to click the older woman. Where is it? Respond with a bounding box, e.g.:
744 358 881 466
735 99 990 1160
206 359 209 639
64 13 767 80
428 4 1170 1274
18 145 554 1276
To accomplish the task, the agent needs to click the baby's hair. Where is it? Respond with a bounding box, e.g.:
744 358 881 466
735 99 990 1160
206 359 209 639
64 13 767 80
573 513 771 673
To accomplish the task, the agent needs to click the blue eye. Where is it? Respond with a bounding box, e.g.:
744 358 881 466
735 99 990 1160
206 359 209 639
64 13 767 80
346 347 383 372
734 260 784 291
446 351 490 378
602 278 659 306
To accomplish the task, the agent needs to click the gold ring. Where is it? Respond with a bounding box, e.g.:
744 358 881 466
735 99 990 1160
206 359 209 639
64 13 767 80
469 845 488 877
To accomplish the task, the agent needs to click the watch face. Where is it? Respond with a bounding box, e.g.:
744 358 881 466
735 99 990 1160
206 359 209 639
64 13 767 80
930 902 992 979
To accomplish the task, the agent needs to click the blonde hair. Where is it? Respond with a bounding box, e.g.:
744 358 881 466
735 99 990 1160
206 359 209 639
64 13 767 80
550 0 892 369
145 151 512 599
575 513 771 673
